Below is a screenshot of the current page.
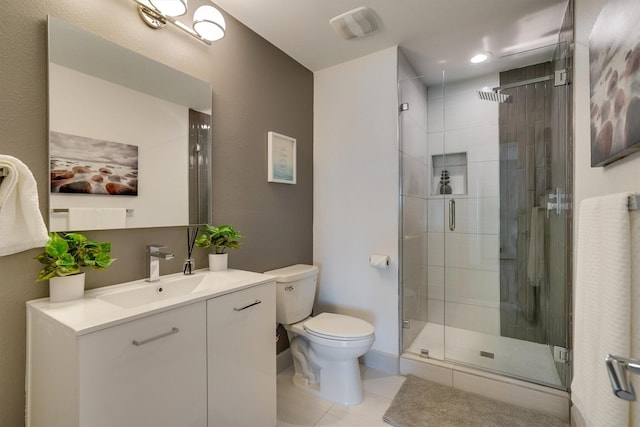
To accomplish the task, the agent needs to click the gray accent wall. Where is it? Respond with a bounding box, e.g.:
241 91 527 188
498 62 553 344
0 1 313 424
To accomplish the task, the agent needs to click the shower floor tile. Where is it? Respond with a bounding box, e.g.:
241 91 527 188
405 322 562 387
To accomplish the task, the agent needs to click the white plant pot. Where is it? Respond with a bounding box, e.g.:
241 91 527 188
49 272 85 302
209 253 228 271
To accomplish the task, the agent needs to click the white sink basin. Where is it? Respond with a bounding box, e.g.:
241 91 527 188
98 274 206 309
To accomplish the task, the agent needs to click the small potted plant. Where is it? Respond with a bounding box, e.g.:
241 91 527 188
195 224 243 271
35 232 116 302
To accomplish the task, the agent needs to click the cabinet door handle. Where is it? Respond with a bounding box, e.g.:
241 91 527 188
233 299 262 311
132 327 180 346
449 199 456 231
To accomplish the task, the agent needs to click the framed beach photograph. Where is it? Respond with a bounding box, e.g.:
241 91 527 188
50 131 139 195
267 131 296 184
589 0 640 166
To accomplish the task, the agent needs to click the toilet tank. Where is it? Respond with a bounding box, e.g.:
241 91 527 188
264 264 319 325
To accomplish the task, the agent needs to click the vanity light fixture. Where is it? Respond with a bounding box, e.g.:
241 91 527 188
150 0 187 17
133 0 226 45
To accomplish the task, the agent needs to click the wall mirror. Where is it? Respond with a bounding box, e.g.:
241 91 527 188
48 16 212 231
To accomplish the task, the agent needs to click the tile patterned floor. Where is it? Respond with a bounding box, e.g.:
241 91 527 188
276 367 406 427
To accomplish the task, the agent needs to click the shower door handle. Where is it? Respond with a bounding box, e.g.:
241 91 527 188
546 188 569 218
449 199 455 231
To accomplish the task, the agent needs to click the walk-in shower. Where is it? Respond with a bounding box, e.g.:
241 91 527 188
398 2 573 390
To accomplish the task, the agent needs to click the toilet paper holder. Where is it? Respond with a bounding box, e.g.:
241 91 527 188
369 254 390 268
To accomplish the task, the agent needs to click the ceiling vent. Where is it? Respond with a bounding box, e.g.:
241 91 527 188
329 7 380 40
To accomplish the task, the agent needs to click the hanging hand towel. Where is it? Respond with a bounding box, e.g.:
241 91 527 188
571 193 633 427
631 204 640 426
523 206 545 322
0 155 49 256
68 208 127 231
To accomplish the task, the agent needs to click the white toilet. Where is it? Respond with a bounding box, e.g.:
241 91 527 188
265 264 375 405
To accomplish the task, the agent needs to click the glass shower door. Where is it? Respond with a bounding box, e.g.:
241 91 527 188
438 69 505 379
439 52 572 389
399 72 445 360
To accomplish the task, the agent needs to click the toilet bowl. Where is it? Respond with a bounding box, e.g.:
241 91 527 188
285 313 375 405
264 264 376 405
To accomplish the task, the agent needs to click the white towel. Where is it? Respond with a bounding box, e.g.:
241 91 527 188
68 208 127 231
630 206 640 426
527 207 545 288
521 207 545 322
571 193 634 427
0 155 49 256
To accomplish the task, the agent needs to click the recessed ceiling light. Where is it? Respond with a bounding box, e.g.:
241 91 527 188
470 52 492 64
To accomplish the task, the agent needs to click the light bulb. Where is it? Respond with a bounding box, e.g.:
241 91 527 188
193 5 226 42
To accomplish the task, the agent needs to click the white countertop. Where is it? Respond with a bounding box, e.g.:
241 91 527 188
27 269 275 335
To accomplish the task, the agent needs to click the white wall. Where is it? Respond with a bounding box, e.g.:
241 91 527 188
572 0 640 420
313 47 400 356
574 0 640 224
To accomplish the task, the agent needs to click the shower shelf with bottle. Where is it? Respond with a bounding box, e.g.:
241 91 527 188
431 152 467 196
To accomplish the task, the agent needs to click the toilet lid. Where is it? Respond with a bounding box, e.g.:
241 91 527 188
303 313 374 340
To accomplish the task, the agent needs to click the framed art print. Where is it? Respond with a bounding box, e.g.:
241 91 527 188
267 131 296 184
50 131 139 195
589 0 640 166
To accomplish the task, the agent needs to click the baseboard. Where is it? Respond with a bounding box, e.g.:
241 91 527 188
400 353 570 422
277 348 293 374
361 349 399 375
570 405 585 427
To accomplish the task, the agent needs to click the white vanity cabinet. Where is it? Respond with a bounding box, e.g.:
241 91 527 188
26 270 277 427
27 302 207 427
207 282 276 427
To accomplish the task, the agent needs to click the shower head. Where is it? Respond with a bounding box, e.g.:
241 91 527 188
478 90 512 103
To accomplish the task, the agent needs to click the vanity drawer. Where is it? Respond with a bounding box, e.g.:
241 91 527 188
78 302 207 427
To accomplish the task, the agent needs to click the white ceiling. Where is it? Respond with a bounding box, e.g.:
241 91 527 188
212 0 569 85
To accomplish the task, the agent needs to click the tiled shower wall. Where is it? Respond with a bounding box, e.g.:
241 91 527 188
426 74 501 335
498 63 553 343
400 59 569 352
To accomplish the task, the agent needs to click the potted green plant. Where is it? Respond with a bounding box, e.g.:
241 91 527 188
35 232 116 302
195 224 242 271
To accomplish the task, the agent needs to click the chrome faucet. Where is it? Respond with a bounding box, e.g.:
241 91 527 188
146 244 175 282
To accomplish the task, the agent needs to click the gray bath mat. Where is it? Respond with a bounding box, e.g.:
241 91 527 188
383 375 567 427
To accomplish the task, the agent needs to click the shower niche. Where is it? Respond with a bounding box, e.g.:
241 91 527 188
431 152 467 195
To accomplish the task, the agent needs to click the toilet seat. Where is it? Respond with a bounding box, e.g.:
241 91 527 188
303 313 374 341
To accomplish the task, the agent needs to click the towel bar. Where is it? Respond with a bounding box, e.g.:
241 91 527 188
629 195 640 210
606 354 640 401
51 208 134 214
